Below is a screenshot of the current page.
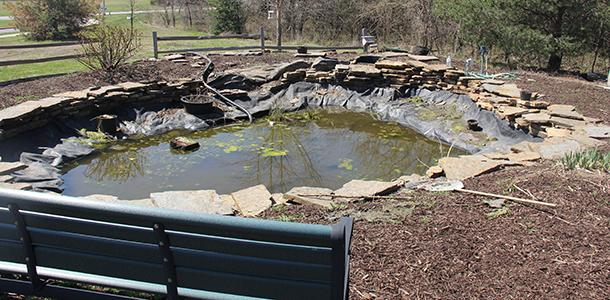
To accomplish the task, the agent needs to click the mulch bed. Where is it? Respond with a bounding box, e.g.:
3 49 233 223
262 163 610 299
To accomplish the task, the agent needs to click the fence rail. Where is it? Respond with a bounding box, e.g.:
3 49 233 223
0 41 81 50
153 28 364 58
0 54 84 67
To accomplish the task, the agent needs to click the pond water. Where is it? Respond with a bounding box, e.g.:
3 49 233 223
61 108 464 199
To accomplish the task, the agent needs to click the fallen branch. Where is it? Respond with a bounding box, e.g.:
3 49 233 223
296 194 414 201
456 189 557 208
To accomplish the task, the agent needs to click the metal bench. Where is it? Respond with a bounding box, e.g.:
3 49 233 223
0 189 354 299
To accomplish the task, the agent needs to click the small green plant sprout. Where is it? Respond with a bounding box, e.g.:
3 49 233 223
486 207 511 220
560 150 610 173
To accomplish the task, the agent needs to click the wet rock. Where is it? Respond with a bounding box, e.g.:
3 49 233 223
311 57 339 72
425 166 444 178
285 187 334 209
150 190 234 215
230 185 273 217
0 162 26 175
584 125 610 139
334 180 401 200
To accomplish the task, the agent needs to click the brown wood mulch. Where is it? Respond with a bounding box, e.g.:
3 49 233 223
262 162 609 299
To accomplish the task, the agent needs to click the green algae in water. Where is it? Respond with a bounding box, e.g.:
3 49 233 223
61 108 466 199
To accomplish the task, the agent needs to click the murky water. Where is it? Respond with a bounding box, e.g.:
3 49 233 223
61 108 464 199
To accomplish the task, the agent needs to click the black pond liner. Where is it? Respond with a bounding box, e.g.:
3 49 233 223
1 82 538 193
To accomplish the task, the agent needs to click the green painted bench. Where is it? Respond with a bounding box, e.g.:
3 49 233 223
0 189 354 299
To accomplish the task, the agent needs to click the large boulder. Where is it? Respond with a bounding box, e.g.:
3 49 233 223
229 185 273 217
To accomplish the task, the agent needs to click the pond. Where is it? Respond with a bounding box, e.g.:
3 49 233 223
61 108 465 199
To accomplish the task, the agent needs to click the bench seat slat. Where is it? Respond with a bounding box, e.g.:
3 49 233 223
0 191 333 247
0 209 333 265
0 240 332 299
9 226 334 283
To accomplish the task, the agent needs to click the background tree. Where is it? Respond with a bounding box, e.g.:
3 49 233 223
434 0 608 71
210 0 245 34
7 0 97 40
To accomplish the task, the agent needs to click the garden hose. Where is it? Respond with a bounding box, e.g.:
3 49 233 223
194 53 253 123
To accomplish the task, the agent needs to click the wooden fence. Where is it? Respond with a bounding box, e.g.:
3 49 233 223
152 28 364 58
0 42 83 67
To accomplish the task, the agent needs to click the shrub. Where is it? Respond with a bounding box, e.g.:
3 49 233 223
77 24 142 81
7 0 98 40
560 149 610 172
210 0 245 35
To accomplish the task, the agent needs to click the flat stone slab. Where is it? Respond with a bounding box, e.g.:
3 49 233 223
349 64 382 77
584 125 610 139
285 187 334 209
0 175 12 182
334 180 401 200
546 127 572 137
550 116 586 128
439 155 522 180
375 60 408 70
498 106 528 117
0 162 26 175
481 79 505 85
53 89 90 99
151 190 234 215
0 101 42 123
522 113 551 124
118 82 148 91
407 54 439 61
482 83 521 98
547 105 584 120
81 194 156 208
0 182 32 190
267 60 311 81
230 185 273 217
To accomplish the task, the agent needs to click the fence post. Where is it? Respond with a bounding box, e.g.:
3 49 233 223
152 31 159 59
260 27 265 53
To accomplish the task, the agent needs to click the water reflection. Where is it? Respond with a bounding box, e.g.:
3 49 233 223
61 108 465 199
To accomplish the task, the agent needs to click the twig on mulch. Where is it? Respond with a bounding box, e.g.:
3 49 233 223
455 188 557 208
296 194 414 201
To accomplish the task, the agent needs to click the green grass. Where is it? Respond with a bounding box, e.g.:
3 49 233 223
0 19 12 28
0 59 87 81
560 149 610 172
103 0 154 13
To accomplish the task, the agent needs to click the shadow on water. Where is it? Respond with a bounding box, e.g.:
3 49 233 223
61 108 466 199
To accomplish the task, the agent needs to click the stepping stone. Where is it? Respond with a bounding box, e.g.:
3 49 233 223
439 155 522 180
285 187 334 209
546 127 572 137
522 113 551 124
230 185 273 217
547 104 584 120
151 190 234 215
498 106 528 117
584 125 610 139
334 180 401 200
550 116 586 129
0 162 26 176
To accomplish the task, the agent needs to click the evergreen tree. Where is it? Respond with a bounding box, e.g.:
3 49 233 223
210 0 245 35
435 0 609 71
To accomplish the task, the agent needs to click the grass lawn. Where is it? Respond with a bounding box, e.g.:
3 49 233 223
0 14 261 81
0 59 88 81
0 19 12 28
103 0 154 12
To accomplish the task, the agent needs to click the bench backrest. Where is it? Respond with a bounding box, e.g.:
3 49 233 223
0 189 353 299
